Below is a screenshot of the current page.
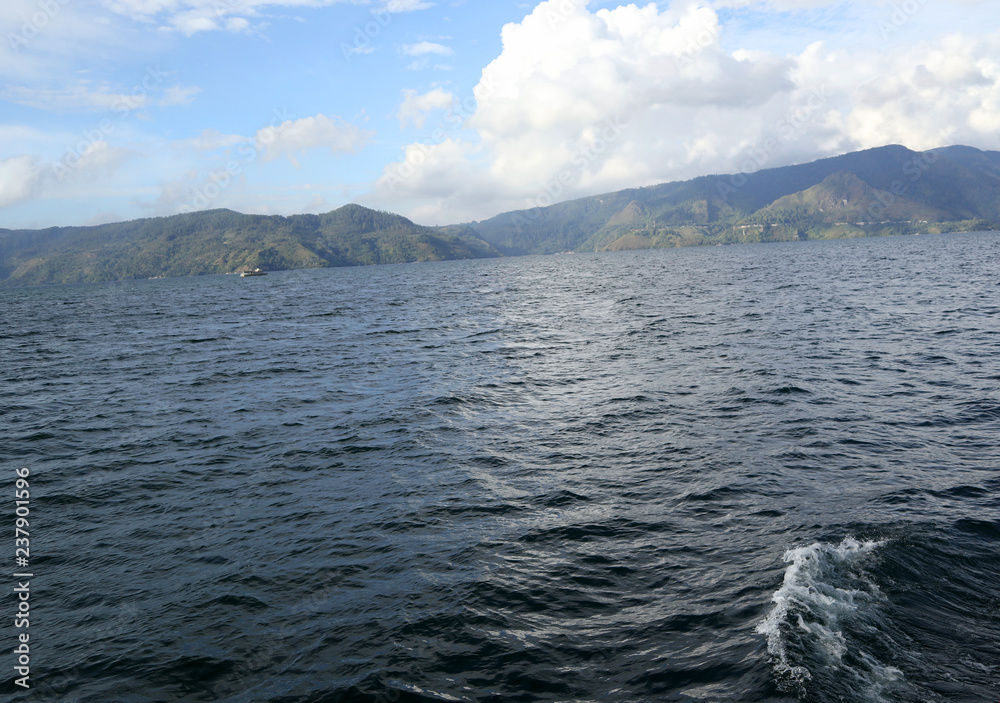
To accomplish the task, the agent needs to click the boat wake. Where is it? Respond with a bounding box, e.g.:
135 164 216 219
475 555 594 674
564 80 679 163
756 537 905 702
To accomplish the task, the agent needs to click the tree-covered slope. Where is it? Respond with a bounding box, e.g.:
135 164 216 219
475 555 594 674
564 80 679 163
0 205 500 287
750 171 952 224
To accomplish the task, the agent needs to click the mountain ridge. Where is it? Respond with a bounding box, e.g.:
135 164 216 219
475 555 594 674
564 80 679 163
464 144 1000 255
0 205 499 287
2 144 999 287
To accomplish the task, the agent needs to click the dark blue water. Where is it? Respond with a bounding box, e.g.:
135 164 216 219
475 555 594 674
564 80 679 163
2 233 999 702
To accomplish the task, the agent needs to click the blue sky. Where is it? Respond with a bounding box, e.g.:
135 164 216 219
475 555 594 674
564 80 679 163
2 0 999 229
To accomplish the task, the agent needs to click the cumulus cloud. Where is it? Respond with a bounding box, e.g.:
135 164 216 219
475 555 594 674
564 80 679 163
373 138 496 222
364 0 1000 224
256 114 374 167
369 0 797 220
0 141 133 211
397 88 456 128
805 34 1000 150
69 141 130 178
0 156 44 209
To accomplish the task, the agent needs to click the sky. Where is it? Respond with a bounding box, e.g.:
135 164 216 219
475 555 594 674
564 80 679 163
1 0 999 229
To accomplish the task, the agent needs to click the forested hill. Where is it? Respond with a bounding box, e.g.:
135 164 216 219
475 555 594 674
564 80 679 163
0 205 499 287
464 144 1000 255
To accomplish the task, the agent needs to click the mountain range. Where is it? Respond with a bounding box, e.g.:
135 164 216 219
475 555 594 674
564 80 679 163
466 144 1000 255
2 144 998 287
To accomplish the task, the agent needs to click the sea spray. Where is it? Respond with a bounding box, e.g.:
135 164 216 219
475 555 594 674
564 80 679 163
756 537 904 701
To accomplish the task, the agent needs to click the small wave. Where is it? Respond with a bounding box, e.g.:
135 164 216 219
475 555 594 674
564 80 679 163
769 385 811 395
429 395 471 406
756 537 904 701
538 489 592 507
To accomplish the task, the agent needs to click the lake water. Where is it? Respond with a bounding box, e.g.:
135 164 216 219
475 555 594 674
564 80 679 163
3 233 999 702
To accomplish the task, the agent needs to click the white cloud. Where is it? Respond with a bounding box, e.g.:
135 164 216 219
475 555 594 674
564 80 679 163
0 131 134 208
709 0 843 7
383 0 433 11
226 16 251 31
98 0 177 18
364 1 1000 225
2 0 155 85
809 34 1000 151
163 7 256 34
257 114 374 167
368 0 796 221
1 69 186 113
115 113 374 217
187 129 246 151
1 83 149 112
397 87 456 128
370 138 494 222
70 141 130 177
159 85 202 106
168 12 223 34
146 168 202 215
97 0 307 34
0 144 129 211
712 0 991 6
0 156 44 209
345 45 376 56
303 194 329 212
401 41 453 56
96 0 431 35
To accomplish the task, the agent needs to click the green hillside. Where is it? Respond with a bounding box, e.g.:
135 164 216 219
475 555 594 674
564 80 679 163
0 205 499 287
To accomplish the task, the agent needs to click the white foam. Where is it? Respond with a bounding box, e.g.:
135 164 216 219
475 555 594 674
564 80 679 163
756 537 891 693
